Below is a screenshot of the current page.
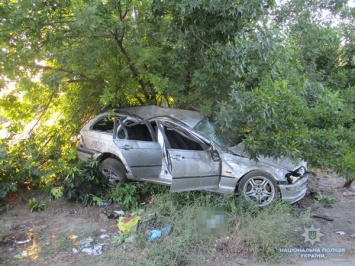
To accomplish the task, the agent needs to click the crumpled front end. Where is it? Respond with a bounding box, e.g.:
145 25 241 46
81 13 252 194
279 166 312 203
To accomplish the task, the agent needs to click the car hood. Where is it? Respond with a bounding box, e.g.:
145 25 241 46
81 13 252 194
227 143 305 171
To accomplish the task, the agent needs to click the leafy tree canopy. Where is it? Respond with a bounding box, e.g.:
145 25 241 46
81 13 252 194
0 0 354 196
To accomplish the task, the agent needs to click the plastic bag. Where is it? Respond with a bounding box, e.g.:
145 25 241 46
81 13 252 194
118 216 141 233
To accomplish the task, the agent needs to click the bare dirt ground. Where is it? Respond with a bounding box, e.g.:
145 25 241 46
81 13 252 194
0 172 354 266
290 172 355 265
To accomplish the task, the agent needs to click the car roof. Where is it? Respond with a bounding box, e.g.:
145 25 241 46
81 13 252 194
118 106 204 128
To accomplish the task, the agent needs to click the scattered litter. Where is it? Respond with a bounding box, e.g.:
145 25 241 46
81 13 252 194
8 193 18 200
68 234 78 240
92 244 104 255
343 191 355 196
98 199 112 207
104 211 115 219
336 231 346 236
102 209 125 219
148 225 172 242
81 244 104 256
78 211 173 252
115 210 125 216
72 248 79 254
118 216 141 233
15 238 32 245
99 234 110 239
137 213 172 242
77 237 105 256
14 250 28 259
148 229 162 242
79 237 94 248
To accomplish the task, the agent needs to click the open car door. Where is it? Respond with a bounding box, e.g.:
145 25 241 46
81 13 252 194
160 123 221 192
113 115 162 179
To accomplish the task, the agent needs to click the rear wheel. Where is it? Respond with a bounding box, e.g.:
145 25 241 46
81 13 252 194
98 158 127 187
238 171 279 207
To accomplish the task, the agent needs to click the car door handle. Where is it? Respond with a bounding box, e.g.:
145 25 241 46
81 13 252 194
171 154 184 160
120 145 132 150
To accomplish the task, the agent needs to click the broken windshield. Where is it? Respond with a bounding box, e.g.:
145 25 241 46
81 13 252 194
193 119 240 148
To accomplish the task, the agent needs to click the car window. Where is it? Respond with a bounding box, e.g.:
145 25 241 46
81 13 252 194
92 116 114 133
164 126 204 151
117 119 153 141
194 118 241 147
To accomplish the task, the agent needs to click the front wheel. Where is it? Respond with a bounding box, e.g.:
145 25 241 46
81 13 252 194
238 171 279 207
98 158 127 187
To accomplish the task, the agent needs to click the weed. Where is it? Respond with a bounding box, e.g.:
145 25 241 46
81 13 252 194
63 159 107 205
109 183 140 210
109 182 169 210
49 187 63 200
28 198 46 212
230 202 297 261
311 192 336 205
137 182 169 195
123 193 302 264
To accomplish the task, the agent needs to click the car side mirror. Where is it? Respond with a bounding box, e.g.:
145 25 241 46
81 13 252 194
211 150 220 162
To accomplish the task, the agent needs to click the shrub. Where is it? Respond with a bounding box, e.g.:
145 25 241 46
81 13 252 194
62 159 107 206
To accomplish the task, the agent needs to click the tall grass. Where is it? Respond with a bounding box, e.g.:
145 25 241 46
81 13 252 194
74 191 307 266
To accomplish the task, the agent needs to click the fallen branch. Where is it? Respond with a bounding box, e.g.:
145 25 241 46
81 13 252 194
311 215 334 221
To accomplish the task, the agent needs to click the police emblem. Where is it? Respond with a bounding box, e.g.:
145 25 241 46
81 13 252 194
302 225 323 245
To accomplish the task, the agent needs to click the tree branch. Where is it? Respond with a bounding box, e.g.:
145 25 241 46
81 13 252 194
190 26 210 47
109 30 150 101
27 87 57 136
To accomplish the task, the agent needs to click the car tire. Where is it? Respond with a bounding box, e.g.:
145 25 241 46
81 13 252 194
238 171 279 207
98 158 127 187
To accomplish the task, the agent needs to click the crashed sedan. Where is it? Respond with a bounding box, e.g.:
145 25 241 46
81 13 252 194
77 106 310 207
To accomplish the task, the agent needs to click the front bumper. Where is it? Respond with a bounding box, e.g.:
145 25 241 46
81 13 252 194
278 173 310 204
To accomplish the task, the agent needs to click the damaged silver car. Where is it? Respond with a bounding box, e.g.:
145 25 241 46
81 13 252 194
77 106 311 207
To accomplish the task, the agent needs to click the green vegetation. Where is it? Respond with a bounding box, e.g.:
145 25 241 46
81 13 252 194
0 1 354 198
0 1 353 195
62 159 108 206
73 192 303 265
109 183 140 210
28 198 47 212
311 191 337 205
0 3 353 263
109 182 169 210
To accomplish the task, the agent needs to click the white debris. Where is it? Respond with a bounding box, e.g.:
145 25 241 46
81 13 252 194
99 234 110 239
16 238 32 245
72 248 79 254
336 231 346 236
114 210 125 216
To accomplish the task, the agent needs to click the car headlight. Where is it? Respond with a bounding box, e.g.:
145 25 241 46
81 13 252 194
286 166 307 184
297 166 306 176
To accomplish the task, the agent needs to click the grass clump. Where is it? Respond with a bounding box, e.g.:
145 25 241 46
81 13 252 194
106 192 302 265
109 182 169 210
228 201 297 261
